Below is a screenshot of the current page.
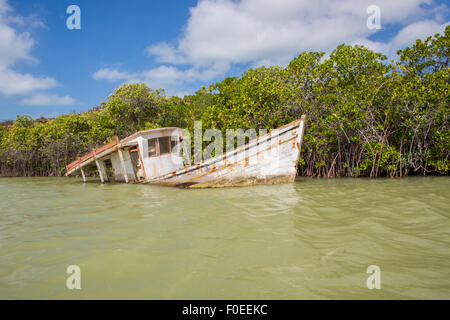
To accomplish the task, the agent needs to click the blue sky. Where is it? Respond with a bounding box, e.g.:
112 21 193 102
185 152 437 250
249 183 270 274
0 0 448 121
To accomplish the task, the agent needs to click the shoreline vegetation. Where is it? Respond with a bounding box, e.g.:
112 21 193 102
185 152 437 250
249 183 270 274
0 28 448 178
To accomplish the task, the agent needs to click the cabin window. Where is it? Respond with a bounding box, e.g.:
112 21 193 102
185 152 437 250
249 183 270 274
148 138 157 157
159 136 170 155
147 136 174 157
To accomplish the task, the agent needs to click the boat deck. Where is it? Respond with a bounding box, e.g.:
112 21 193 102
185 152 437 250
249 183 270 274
65 139 119 176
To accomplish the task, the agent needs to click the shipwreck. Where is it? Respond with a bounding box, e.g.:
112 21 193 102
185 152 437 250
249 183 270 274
65 116 306 188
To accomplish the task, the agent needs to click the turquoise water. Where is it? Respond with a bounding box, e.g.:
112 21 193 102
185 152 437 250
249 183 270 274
0 177 449 299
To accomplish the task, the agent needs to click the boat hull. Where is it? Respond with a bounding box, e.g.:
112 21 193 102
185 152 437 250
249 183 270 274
145 117 306 188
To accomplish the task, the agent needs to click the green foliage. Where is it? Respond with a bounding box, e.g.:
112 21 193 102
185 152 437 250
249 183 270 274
100 83 168 137
0 27 448 177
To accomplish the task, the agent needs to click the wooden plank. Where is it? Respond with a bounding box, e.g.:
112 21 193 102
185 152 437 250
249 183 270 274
137 145 147 180
96 160 105 183
117 148 129 183
80 167 86 182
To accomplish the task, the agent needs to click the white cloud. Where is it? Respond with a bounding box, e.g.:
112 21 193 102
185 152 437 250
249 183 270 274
93 69 134 82
146 42 186 64
0 0 75 104
94 0 449 95
351 20 449 57
0 0 11 16
19 93 77 106
0 17 36 70
391 19 449 49
0 69 58 95
147 0 446 66
93 62 229 95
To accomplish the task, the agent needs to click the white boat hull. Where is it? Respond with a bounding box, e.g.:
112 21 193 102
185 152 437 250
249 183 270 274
146 117 306 188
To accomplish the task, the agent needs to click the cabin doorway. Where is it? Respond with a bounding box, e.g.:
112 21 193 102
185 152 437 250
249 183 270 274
130 148 144 181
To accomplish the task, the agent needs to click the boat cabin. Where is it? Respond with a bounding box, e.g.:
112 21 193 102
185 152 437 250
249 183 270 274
65 127 185 183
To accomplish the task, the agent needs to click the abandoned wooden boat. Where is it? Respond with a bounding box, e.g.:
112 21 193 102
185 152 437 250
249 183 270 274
65 115 306 188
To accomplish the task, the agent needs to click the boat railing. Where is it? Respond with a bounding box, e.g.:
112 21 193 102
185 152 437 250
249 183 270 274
65 139 118 173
